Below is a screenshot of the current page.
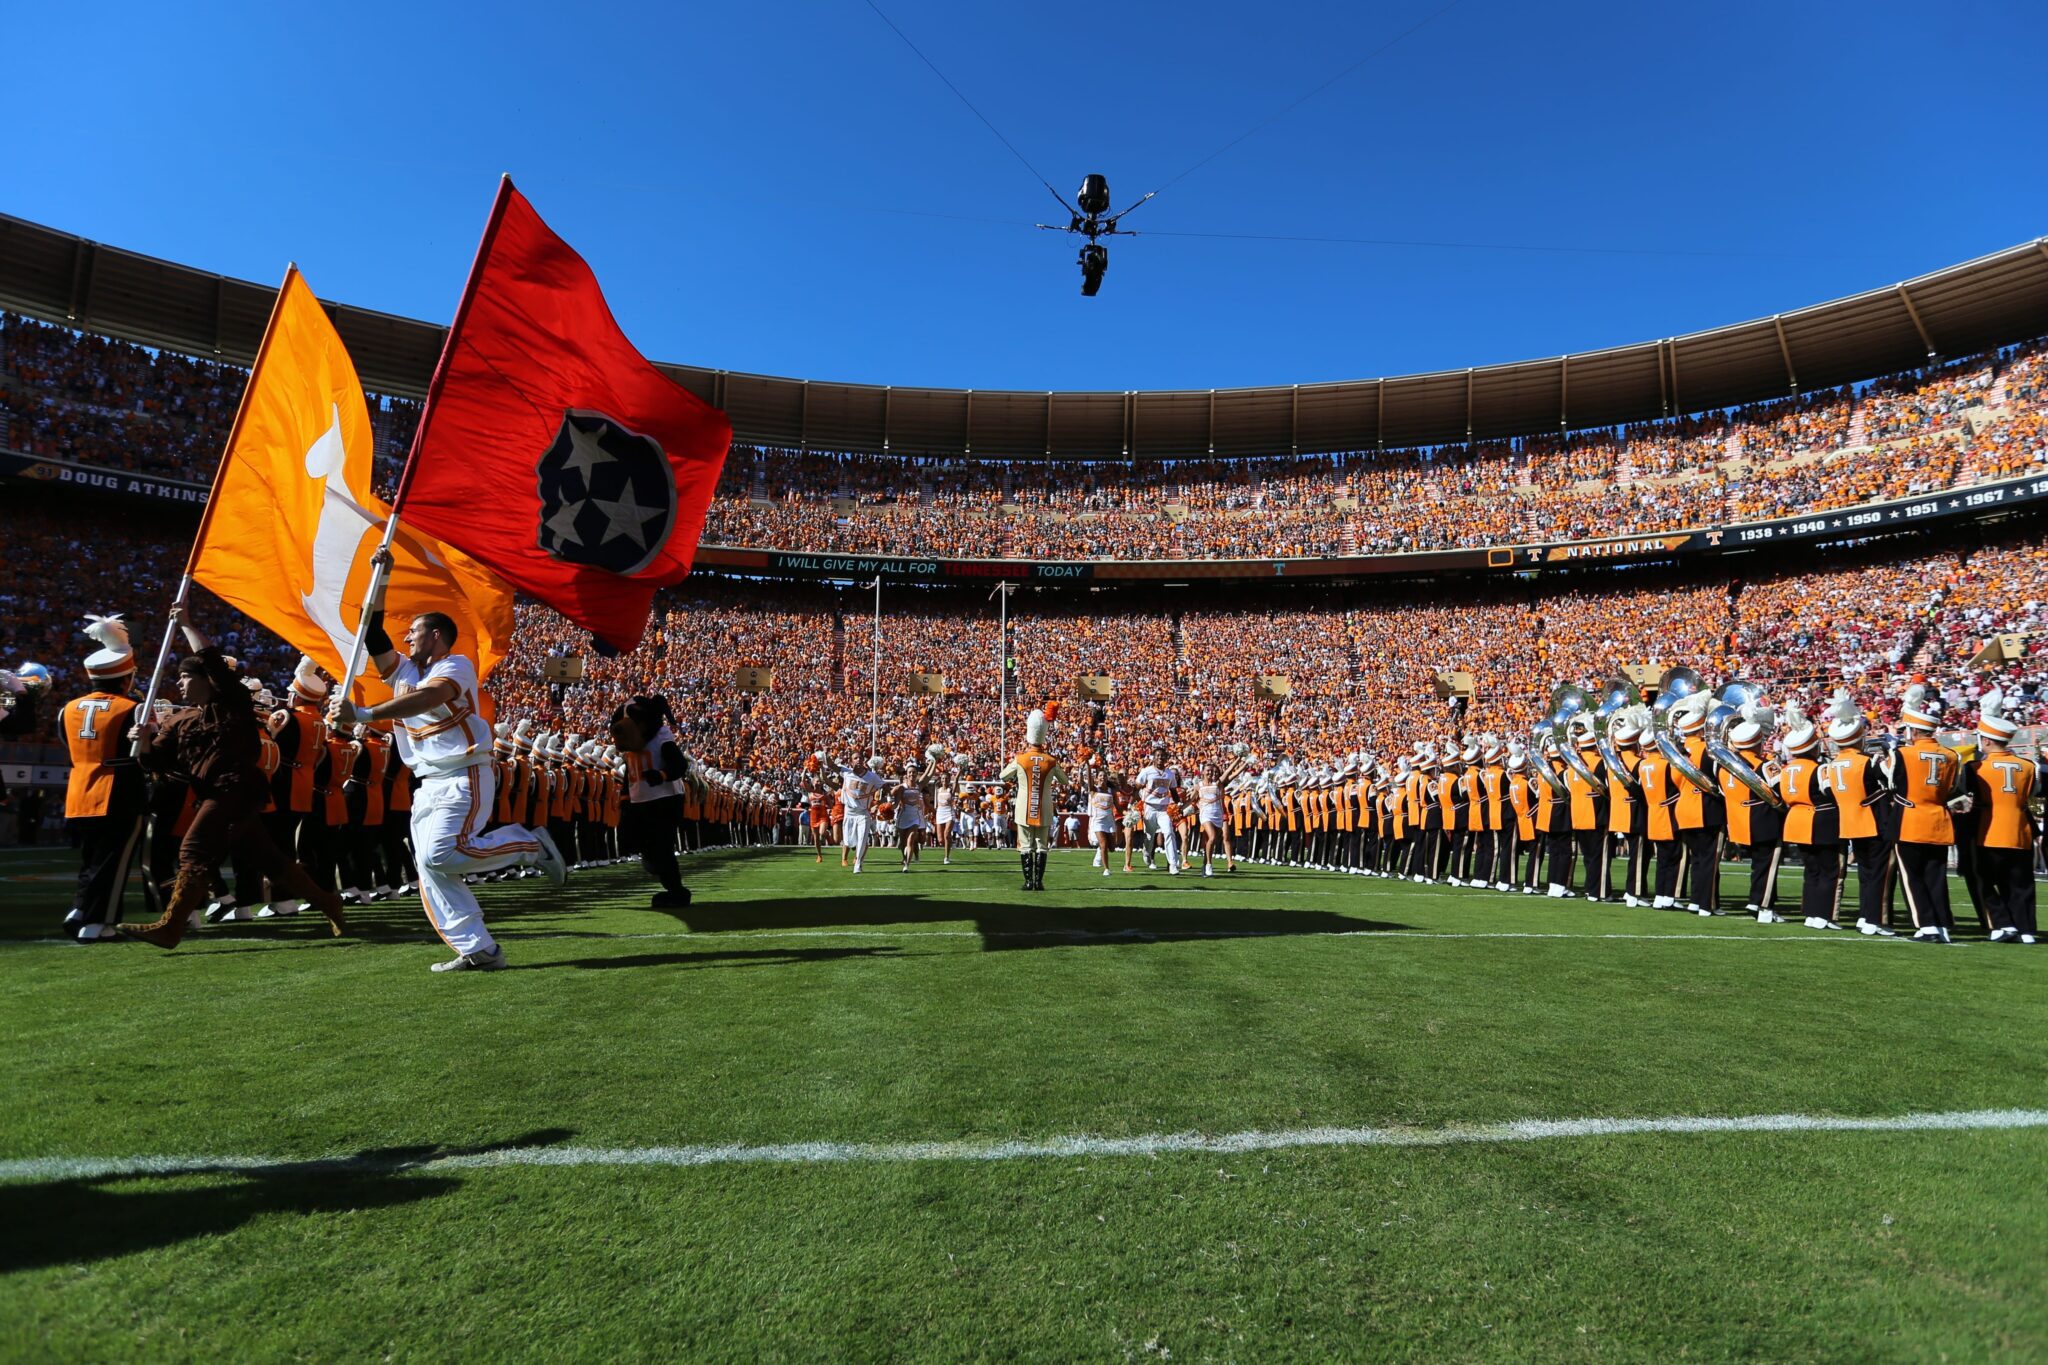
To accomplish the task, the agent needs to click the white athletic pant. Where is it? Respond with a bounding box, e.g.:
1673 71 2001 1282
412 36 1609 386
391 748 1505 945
842 813 872 862
413 764 539 957
1143 808 1182 869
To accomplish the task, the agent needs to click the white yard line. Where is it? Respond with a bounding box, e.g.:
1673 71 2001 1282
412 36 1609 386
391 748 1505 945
5 1108 2042 1183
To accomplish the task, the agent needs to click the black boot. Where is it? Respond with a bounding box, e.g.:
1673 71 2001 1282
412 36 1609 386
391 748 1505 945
1033 850 1048 891
1021 854 1034 891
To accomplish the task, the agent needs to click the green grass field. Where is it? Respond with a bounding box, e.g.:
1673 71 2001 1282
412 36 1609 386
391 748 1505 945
2 842 2043 1361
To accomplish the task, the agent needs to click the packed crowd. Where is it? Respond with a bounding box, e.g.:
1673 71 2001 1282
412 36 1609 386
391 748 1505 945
8 309 2046 565
8 494 2046 812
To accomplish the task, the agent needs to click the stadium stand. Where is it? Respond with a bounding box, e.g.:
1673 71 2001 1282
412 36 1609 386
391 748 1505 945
6 309 2045 560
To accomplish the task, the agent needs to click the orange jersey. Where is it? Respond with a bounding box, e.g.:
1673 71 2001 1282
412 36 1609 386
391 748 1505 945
1822 748 1881 841
1895 738 1961 845
61 692 139 818
1639 751 1675 842
1972 754 2039 850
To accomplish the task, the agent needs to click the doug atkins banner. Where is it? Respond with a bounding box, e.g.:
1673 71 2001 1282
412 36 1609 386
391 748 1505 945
0 450 211 506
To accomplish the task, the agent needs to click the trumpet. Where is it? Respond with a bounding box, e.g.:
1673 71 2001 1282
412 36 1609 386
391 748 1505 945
1650 665 1716 793
1592 675 1642 794
1707 680 1783 808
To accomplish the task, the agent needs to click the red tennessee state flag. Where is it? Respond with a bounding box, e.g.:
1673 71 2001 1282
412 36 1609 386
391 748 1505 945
396 179 732 652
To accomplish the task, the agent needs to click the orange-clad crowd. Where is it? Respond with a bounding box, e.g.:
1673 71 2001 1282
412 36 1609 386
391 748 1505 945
7 310 2045 566
7 491 2045 803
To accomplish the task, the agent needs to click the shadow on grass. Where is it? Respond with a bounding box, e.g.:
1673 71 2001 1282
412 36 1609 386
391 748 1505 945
680 895 1408 951
528 946 904 971
0 1128 575 1273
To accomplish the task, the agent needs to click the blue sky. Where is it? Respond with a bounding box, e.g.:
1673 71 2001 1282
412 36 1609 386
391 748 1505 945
9 1 2044 392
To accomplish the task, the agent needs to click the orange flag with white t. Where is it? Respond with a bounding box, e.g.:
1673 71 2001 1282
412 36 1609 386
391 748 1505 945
190 267 514 702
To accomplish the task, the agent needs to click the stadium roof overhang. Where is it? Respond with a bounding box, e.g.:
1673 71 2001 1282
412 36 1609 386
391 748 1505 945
3 212 2046 459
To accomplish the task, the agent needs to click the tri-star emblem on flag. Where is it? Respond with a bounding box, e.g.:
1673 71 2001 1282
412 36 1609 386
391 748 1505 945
535 409 678 575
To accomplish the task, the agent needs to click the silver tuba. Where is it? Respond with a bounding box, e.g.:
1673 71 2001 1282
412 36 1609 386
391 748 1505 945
1707 680 1783 807
1650 665 1716 793
1545 683 1602 788
1592 675 1643 794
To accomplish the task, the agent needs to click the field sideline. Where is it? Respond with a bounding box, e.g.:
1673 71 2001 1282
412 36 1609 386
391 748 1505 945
2 844 2042 1360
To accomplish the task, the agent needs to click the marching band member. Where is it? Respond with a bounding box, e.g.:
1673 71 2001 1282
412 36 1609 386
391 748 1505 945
1723 701 1787 922
1774 702 1846 931
1564 715 1609 901
1637 722 1683 909
1820 691 1895 937
58 615 145 942
1890 684 1968 944
1535 734 1572 899
1669 693 1724 914
1606 708 1648 906
1967 689 2039 944
1504 741 1539 894
1000 708 1065 891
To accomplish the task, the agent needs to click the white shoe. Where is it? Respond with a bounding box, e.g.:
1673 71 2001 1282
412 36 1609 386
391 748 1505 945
532 828 569 887
1203 866 1214 878
1803 917 1841 931
1910 926 1945 943
1988 926 2019 943
1102 869 1110 879
1692 907 1714 917
1652 896 1673 909
431 944 506 973
1855 920 1897 937
1495 882 1511 893
1756 910 1787 924
1521 886 1535 895
372 884 394 901
2022 934 2039 945
1622 894 1640 908
1546 884 1570 899
1447 877 1464 888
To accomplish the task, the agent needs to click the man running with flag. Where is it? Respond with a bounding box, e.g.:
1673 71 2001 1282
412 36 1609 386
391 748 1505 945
329 585 566 972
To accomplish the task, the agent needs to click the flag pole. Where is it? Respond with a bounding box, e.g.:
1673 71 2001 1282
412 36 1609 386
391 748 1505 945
333 176 518 706
869 576 882 759
137 265 301 730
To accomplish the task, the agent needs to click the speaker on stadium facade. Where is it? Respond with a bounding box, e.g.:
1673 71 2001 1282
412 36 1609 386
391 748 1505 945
906 672 947 695
1970 633 2030 669
1073 674 1115 701
541 656 585 684
1255 675 1291 701
1431 670 1475 701
733 666 776 693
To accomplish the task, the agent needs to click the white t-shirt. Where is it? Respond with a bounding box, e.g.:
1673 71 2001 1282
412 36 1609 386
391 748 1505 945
840 767 881 816
382 653 492 778
1136 764 1180 811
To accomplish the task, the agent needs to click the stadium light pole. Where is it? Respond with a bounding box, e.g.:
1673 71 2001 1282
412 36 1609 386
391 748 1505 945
995 581 1015 759
870 576 882 760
